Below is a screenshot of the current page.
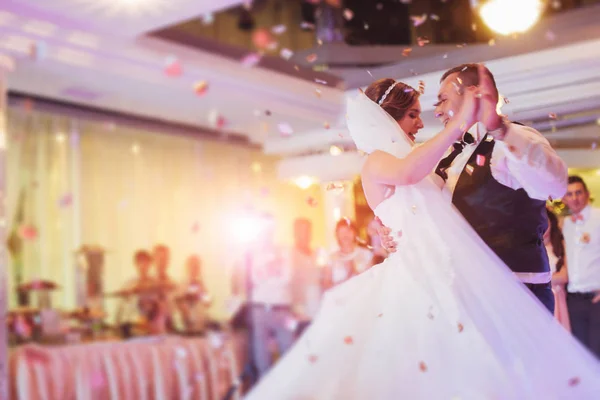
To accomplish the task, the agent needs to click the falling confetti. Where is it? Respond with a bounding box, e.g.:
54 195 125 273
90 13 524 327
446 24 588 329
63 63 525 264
193 80 208 96
476 155 485 166
411 205 417 214
364 22 369 30
568 377 580 387
419 361 428 372
260 187 270 197
191 222 200 233
457 323 464 333
280 48 294 60
549 113 557 120
285 317 299 331
545 30 556 41
315 78 327 85
19 224 38 240
402 48 412 56
376 3 383 10
377 313 383 318
323 122 330 129
308 354 318 363
367 70 373 77
306 196 318 207
430 14 440 21
465 164 474 175
417 37 430 47
344 336 354 345
306 53 318 63
278 122 294 136
315 88 322 97
252 28 275 50
418 80 425 95
343 9 354 20
410 14 427 27
488 38 496 46
208 109 226 129
29 41 48 61
164 56 182 77
58 193 73 208
202 13 214 25
271 24 287 35
241 53 262 68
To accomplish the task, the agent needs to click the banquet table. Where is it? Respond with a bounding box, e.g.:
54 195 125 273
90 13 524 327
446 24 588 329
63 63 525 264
9 333 247 400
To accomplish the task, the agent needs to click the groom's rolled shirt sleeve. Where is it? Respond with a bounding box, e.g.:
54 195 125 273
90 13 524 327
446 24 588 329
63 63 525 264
493 123 568 201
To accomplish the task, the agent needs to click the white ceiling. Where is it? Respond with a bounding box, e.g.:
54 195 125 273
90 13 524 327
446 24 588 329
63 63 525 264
5 0 244 36
0 0 344 145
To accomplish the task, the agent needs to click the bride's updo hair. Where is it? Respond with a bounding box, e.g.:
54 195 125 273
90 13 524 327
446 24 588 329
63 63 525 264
364 78 419 121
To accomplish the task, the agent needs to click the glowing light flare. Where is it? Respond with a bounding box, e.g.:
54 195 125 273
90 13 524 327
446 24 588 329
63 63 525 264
478 0 543 35
232 213 274 244
294 175 317 190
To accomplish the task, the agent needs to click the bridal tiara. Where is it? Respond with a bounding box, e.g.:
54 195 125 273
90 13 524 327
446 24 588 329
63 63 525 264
377 81 400 105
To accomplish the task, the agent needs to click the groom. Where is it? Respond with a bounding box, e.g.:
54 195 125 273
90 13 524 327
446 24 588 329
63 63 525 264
379 63 568 313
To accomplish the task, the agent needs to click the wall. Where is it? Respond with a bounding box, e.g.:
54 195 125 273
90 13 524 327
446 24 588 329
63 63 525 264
6 107 326 320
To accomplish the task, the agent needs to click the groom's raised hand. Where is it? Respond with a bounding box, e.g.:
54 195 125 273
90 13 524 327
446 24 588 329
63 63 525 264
476 63 503 131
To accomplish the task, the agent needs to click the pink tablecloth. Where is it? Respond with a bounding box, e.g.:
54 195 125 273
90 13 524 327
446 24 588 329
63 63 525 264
10 333 247 400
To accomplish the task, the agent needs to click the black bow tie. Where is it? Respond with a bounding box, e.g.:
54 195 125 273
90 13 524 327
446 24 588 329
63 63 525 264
435 132 476 181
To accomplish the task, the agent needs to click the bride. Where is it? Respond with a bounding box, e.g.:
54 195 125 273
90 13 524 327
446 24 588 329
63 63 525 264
244 69 600 399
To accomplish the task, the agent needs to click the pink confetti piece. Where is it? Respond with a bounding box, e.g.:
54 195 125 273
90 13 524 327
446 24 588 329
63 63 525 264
326 183 344 191
58 193 73 208
191 222 200 233
271 24 287 35
278 122 294 136
241 53 262 68
402 48 412 56
193 80 208 96
548 113 557 120
308 354 318 363
306 53 317 63
343 9 354 20
476 154 485 166
417 37 430 47
568 377 580 387
306 196 319 207
164 56 182 77
411 14 427 27
280 48 293 60
344 336 353 345
19 224 38 240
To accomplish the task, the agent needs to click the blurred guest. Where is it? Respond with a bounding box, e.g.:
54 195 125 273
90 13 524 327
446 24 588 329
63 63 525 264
247 213 295 378
177 254 211 333
116 249 155 327
152 244 178 333
562 176 600 358
545 209 570 331
323 219 374 290
290 218 320 336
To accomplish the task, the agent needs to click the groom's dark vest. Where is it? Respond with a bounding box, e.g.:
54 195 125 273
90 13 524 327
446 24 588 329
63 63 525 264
436 135 550 275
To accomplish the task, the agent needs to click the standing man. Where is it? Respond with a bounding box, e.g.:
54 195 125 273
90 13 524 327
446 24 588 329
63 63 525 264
562 175 600 358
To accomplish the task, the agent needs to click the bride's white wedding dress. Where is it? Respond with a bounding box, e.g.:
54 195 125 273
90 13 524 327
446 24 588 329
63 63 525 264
244 93 600 399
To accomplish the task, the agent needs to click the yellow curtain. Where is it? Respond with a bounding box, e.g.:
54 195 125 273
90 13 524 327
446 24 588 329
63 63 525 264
7 107 326 320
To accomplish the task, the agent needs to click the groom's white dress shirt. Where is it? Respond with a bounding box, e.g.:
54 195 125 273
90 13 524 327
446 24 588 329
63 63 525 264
442 122 567 201
441 122 568 285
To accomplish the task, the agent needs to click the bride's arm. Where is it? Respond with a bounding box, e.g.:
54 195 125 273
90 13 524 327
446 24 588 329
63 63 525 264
362 121 466 186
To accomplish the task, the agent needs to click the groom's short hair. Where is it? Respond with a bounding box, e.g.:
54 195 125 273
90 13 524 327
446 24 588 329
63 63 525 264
568 175 589 192
440 63 498 96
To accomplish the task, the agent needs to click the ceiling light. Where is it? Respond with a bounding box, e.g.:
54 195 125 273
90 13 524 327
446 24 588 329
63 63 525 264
475 0 543 36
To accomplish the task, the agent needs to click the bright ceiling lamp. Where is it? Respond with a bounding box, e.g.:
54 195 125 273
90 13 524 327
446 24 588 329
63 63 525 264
84 0 170 16
476 0 543 36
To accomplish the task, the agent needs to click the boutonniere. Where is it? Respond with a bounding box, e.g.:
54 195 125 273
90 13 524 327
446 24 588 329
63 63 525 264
581 233 591 244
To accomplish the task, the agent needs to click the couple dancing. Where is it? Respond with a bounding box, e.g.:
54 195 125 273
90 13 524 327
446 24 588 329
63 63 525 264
246 64 600 399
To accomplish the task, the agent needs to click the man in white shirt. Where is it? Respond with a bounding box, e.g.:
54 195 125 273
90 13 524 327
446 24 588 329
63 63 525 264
379 63 568 312
562 175 600 358
290 218 321 335
244 214 296 377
